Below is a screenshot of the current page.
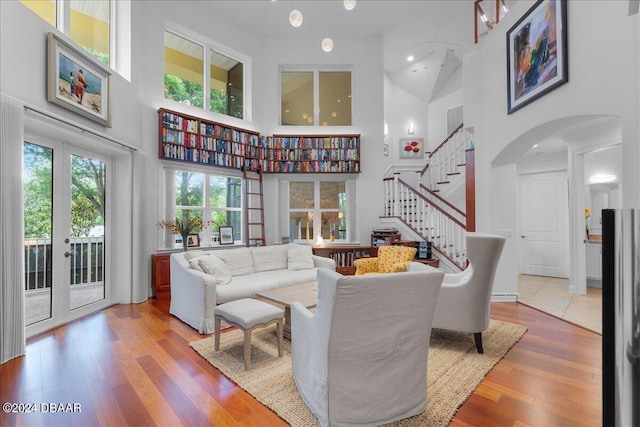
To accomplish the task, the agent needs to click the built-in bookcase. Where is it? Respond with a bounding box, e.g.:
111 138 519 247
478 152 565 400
158 108 360 174
159 108 259 170
260 135 360 173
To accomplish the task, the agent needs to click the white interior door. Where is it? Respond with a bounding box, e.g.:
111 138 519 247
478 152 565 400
519 171 570 278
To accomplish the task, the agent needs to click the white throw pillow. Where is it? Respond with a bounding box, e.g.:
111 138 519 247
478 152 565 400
198 255 232 285
215 248 255 276
188 255 206 272
287 244 315 271
251 245 288 272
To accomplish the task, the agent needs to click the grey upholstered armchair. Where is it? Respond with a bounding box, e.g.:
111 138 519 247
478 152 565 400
409 232 506 353
291 267 444 427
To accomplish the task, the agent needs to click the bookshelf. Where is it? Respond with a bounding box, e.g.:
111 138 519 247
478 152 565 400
158 109 361 174
261 135 360 173
312 246 371 275
159 108 260 170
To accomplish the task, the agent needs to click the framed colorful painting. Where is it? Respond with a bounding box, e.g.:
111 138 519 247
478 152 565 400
399 138 424 159
47 32 112 127
506 0 568 114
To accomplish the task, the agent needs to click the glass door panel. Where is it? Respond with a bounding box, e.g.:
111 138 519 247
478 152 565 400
69 154 106 310
23 142 54 326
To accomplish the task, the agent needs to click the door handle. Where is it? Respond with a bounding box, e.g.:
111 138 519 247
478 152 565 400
521 235 526 239
64 251 75 257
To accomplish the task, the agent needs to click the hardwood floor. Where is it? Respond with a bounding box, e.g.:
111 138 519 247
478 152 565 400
1 298 601 427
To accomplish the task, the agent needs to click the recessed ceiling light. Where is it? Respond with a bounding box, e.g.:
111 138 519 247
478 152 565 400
533 144 539 148
407 55 414 61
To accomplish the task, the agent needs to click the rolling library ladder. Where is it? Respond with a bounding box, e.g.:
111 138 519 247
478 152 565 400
242 166 266 247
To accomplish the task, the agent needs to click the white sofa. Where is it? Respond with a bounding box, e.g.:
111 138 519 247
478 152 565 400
169 244 336 334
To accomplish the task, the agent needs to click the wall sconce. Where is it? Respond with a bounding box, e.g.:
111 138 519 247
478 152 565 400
590 174 617 184
384 123 388 137
408 121 414 135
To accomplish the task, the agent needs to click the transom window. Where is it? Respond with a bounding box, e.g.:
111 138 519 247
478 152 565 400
20 0 112 67
170 170 243 247
164 30 245 120
281 70 352 126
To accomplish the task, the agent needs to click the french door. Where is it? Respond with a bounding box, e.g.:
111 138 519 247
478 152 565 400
24 139 112 337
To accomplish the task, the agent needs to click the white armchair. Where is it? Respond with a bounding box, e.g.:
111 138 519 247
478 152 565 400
408 232 506 353
291 267 444 427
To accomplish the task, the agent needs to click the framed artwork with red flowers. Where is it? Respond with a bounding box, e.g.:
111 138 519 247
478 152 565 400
399 138 424 159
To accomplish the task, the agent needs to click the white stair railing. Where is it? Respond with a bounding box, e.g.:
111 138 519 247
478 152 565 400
383 176 467 270
423 124 470 191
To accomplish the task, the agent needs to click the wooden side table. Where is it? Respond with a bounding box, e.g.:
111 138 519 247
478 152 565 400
151 253 172 298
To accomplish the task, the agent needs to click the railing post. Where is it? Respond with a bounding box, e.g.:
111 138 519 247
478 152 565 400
465 148 476 232
393 173 400 217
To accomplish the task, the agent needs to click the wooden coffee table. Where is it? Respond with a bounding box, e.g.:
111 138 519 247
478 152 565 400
256 282 317 339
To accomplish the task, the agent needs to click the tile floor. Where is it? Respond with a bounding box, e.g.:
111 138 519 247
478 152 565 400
517 274 602 334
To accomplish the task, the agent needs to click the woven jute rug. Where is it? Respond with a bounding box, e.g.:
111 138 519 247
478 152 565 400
190 320 526 426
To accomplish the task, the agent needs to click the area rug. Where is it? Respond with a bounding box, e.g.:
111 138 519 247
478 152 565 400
190 320 527 426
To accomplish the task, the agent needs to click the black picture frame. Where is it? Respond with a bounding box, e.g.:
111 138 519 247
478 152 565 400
219 226 234 245
187 234 200 247
506 0 568 114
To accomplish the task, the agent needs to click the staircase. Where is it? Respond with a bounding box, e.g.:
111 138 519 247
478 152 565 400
382 125 474 270
242 166 266 247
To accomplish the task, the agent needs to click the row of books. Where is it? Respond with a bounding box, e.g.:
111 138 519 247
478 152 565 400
268 160 360 173
265 136 359 150
268 148 359 161
162 112 198 133
162 144 244 168
328 251 357 267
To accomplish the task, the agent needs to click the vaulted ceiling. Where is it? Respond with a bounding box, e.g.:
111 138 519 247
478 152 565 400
206 0 477 103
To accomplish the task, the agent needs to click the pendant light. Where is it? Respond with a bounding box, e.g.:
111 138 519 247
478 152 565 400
321 37 334 52
343 0 356 11
289 9 303 27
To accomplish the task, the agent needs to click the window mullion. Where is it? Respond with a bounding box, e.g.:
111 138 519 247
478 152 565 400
203 43 210 113
58 0 70 33
313 70 320 126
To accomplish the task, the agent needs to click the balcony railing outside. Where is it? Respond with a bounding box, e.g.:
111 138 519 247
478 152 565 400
24 236 105 292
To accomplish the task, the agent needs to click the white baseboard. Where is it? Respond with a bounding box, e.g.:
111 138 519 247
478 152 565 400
491 293 518 302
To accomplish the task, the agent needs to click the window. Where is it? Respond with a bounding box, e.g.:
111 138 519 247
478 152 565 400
171 170 243 248
288 181 347 242
21 0 112 67
281 70 352 126
164 30 245 120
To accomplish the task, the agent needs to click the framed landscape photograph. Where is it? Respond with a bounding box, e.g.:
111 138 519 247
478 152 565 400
219 226 234 245
506 0 568 114
399 138 424 159
47 32 112 127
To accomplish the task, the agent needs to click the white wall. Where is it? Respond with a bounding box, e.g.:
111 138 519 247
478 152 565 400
428 89 463 150
463 0 639 296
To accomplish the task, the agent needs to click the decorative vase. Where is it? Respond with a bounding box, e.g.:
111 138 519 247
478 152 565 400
182 234 189 252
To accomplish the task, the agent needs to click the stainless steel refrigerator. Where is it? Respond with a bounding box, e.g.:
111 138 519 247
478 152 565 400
602 209 640 427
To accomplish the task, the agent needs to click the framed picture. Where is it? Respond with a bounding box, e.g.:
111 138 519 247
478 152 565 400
383 143 389 157
506 0 568 114
399 138 424 159
47 32 112 127
187 234 200 248
219 226 234 245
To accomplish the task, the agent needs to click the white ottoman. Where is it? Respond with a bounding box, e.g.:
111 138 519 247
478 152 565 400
214 298 284 370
